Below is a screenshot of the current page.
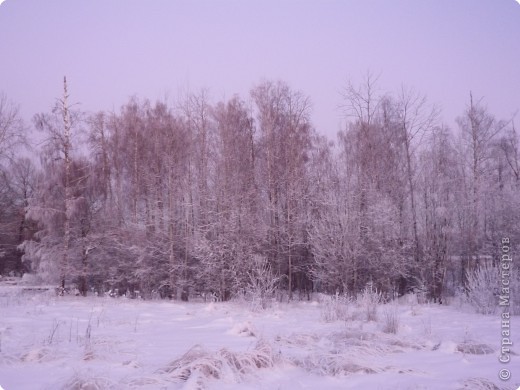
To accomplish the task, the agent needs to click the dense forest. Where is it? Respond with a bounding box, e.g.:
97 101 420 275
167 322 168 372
1 76 519 304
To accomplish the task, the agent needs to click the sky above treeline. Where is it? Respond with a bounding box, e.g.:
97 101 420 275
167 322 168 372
0 0 519 140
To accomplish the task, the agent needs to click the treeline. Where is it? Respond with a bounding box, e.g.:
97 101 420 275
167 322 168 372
0 76 519 301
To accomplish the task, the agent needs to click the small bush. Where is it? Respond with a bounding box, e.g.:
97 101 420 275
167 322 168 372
357 283 382 321
245 257 281 311
320 292 350 322
465 264 499 315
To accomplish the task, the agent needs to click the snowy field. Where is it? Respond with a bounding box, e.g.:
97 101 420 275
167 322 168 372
0 283 518 390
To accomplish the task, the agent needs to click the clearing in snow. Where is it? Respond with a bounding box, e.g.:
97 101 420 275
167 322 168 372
0 284 518 390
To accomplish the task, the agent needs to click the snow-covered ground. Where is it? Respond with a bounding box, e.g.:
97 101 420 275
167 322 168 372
0 283 518 390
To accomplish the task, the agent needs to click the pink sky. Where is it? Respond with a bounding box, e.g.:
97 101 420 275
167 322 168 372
0 0 519 139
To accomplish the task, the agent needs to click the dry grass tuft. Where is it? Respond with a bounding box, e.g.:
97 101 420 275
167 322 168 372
357 284 382 321
62 374 116 390
382 305 400 334
320 293 351 322
275 332 320 350
291 353 378 376
456 343 494 355
457 377 505 390
157 339 277 386
0 353 18 365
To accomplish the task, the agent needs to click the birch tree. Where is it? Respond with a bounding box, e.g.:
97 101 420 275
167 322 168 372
251 80 313 300
420 126 458 300
195 96 259 300
395 88 438 264
29 77 79 290
456 94 506 285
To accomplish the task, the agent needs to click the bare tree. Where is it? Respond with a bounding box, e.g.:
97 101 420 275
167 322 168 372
11 77 517 303
251 80 313 300
340 72 381 127
456 93 507 285
499 120 520 184
395 87 438 264
420 126 458 301
195 96 258 300
0 93 26 166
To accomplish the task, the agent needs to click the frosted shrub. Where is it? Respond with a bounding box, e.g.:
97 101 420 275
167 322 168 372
245 256 281 311
382 305 400 334
357 283 382 321
465 264 499 315
320 292 350 322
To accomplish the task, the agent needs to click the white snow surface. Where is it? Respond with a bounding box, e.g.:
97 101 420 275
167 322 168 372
0 284 518 390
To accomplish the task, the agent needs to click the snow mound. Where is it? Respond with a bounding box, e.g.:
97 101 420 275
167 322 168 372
227 321 256 337
21 346 54 363
438 340 458 353
122 359 141 369
203 302 217 312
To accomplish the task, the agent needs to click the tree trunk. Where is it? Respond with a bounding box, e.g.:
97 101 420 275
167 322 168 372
61 77 72 292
